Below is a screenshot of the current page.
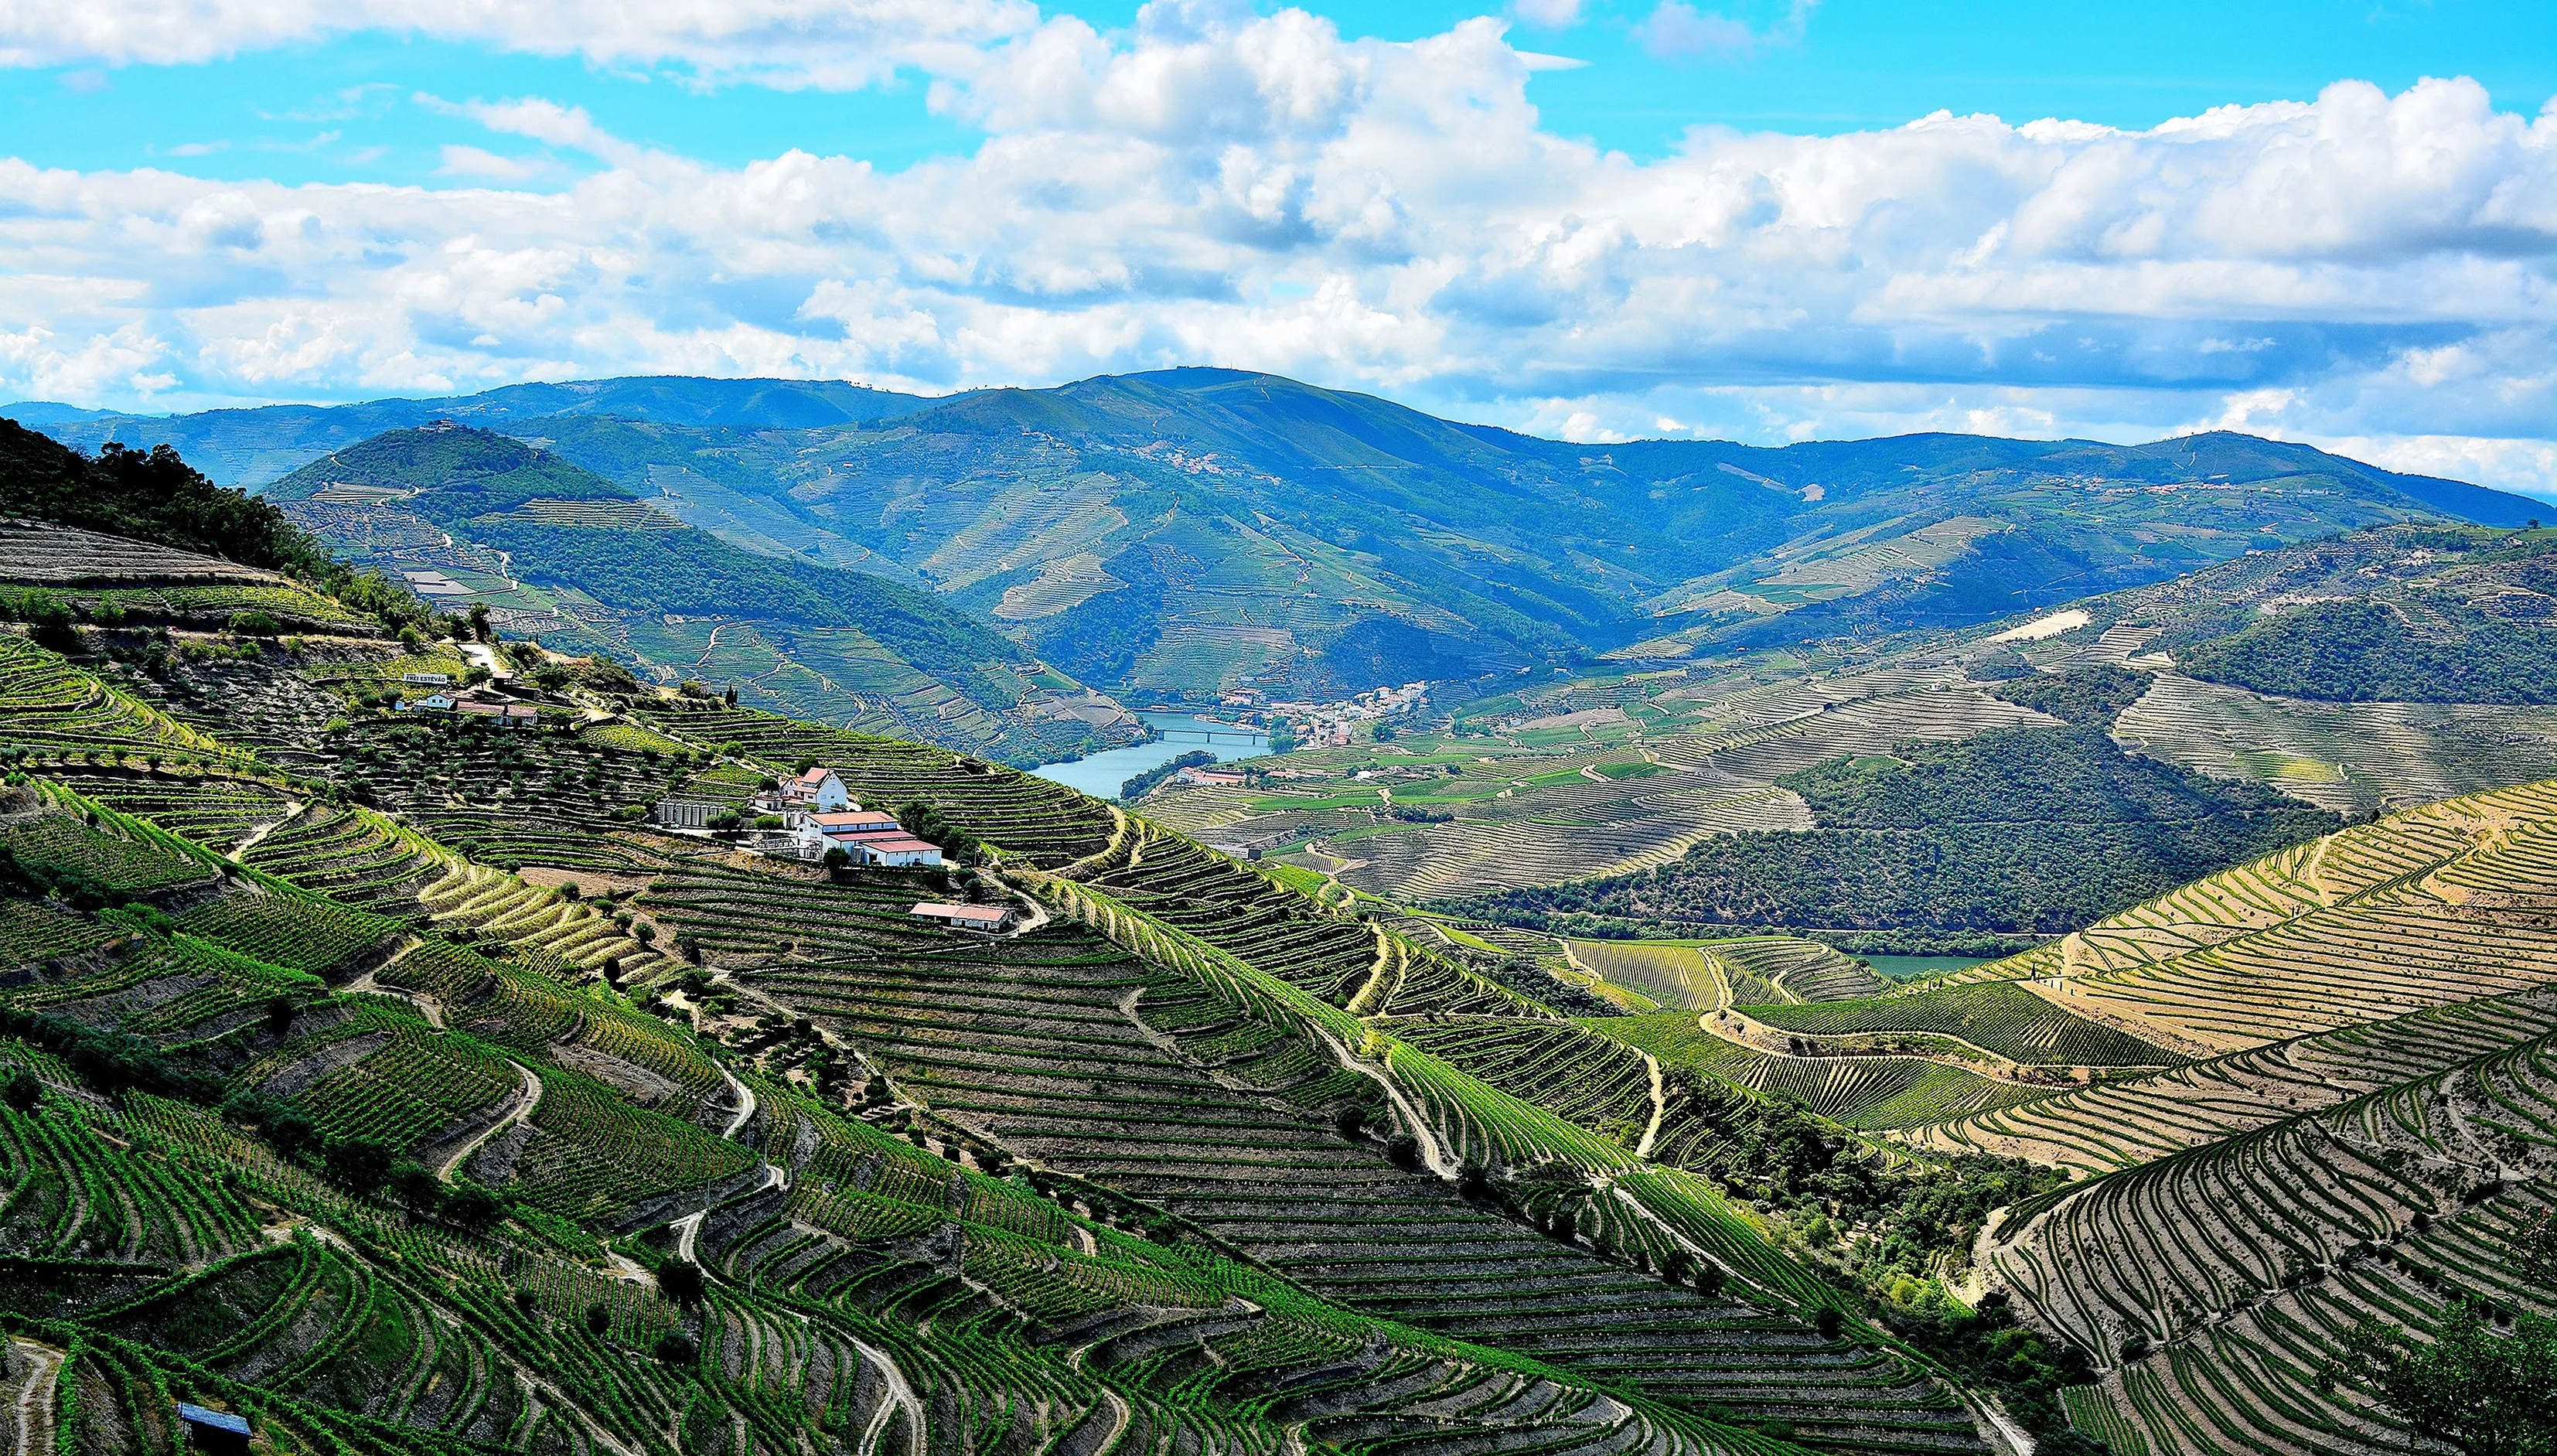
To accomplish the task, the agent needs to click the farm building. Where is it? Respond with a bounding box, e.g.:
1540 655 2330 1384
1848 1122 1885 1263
781 767 851 811
455 701 540 728
909 901 1014 933
175 1403 252 1456
395 692 455 713
1175 766 1248 788
850 835 943 868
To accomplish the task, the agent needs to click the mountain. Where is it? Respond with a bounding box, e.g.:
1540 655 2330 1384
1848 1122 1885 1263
257 424 1137 765
5 562 2555 1456
31 375 936 495
22 370 2543 701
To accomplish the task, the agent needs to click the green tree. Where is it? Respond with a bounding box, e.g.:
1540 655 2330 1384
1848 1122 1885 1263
2326 1299 2557 1456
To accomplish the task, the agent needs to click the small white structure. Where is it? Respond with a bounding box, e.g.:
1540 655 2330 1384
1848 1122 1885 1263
455 701 540 728
910 902 1014 933
852 835 944 869
396 693 455 713
654 797 721 830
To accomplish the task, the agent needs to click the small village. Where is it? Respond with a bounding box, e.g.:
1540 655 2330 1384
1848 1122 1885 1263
1219 679 1432 751
652 765 1019 934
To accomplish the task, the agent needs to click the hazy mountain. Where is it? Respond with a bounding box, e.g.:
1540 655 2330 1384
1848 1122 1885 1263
22 368 2543 699
31 376 936 493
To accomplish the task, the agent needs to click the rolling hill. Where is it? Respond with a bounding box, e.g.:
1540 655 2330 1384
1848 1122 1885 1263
1139 523 2557 950
5 514 2555 1456
254 425 1140 766
18 370 2544 701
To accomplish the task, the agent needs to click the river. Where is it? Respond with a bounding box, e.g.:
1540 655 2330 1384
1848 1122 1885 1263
1031 712 1271 800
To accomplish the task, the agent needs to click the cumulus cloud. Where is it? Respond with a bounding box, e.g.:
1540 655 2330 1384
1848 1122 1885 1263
0 0 1038 88
0 0 2552 496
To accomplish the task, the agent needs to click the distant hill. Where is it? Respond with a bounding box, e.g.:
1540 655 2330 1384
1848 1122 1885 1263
31 375 935 492
22 369 2545 698
261 425 1137 764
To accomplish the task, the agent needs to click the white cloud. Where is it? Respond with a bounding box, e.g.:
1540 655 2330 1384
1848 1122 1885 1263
1635 0 1815 60
0 0 1038 88
437 145 554 181
0 4 2551 496
1512 0 1584 27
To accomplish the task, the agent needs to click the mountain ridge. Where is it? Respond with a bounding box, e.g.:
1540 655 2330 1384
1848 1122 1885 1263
18 370 2545 700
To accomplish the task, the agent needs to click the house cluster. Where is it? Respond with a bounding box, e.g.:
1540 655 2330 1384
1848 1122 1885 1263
1173 764 1249 789
756 768 946 868
394 687 541 728
1267 680 1430 752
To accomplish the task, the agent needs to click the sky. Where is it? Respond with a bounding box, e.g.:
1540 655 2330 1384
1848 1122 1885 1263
2 0 2553 493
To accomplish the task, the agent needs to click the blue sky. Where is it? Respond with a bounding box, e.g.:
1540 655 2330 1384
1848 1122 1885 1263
0 0 2551 495
11 1 2549 184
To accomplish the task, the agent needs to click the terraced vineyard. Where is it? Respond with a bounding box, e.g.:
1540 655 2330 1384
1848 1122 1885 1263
2 588 2026 1456
17 524 2557 1456
1742 983 2184 1069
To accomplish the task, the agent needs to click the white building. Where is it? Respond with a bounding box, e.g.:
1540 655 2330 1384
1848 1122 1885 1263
909 902 1013 933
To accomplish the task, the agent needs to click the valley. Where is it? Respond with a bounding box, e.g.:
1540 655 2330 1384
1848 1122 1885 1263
2 391 2554 1456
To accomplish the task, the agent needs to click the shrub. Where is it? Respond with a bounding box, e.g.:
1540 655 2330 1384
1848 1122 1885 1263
1331 1106 1365 1141
391 1162 443 1208
653 1332 697 1364
657 1257 705 1304
585 1304 612 1337
226 610 282 637
1383 1134 1421 1170
324 1136 398 1190
2 1070 38 1112
1813 1307 1845 1339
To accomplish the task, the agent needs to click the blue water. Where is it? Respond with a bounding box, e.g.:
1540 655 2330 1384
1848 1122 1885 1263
1031 713 1270 800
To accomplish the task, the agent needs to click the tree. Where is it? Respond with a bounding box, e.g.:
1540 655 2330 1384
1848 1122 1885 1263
585 1304 613 1337
391 1161 443 1208
1330 1105 1365 1141
2325 1299 2557 1456
657 1257 705 1304
468 602 493 643
324 1136 397 1189
653 1331 698 1364
1383 1134 1421 1170
444 1185 504 1229
2 1070 39 1112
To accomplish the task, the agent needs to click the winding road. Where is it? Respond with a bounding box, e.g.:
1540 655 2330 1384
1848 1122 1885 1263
6 1339 60 1456
850 1338 925 1456
438 1065 541 1179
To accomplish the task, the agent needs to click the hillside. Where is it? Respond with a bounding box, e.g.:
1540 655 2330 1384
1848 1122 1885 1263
257 425 1139 766
1457 725 2341 945
20 370 2543 699
5 544 2555 1456
0 565 2034 1456
1140 523 2557 937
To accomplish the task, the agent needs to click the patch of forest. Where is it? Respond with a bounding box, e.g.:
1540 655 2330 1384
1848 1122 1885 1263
1447 726 2339 940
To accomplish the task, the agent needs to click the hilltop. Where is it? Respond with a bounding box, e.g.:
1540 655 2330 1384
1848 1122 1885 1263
257 424 1140 766
17 370 2542 700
